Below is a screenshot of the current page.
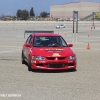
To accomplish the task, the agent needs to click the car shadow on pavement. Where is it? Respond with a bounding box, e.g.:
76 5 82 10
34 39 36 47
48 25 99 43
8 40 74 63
32 69 77 73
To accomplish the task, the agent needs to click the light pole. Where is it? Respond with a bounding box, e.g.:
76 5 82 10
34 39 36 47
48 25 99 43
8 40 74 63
92 12 94 26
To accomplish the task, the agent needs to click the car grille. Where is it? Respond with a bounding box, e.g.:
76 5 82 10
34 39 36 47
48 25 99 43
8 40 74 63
58 57 66 60
46 57 66 60
47 63 66 68
46 57 55 60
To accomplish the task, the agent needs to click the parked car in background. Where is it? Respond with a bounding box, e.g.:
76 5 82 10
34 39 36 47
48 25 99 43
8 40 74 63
56 24 65 28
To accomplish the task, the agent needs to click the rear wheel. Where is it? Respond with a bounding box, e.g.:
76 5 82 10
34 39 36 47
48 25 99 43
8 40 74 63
28 55 32 71
22 52 26 64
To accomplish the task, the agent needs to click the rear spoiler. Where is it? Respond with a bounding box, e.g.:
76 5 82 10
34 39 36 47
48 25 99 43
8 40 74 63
24 30 54 38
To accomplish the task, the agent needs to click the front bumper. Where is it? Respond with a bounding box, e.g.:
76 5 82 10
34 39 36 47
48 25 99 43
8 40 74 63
31 59 76 70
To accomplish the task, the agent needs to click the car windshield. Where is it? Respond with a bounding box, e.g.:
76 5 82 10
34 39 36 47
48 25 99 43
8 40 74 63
33 36 68 47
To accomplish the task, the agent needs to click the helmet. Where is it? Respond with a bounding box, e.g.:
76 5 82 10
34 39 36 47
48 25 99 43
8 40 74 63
35 37 41 45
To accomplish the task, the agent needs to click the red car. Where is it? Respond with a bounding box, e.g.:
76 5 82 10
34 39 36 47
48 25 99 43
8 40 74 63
22 31 76 71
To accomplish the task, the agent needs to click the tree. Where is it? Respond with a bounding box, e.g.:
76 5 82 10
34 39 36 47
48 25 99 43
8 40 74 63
16 9 22 20
16 9 29 20
30 7 35 17
40 11 48 18
22 10 29 20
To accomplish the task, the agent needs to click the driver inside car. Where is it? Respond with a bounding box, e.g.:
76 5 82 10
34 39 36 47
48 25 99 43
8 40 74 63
48 38 56 46
48 37 63 46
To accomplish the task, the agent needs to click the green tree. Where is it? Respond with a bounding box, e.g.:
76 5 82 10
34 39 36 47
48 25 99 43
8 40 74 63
16 9 29 20
16 9 22 20
40 11 48 18
22 10 29 20
30 7 35 17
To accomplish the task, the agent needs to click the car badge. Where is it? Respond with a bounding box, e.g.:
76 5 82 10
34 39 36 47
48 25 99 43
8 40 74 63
52 53 61 57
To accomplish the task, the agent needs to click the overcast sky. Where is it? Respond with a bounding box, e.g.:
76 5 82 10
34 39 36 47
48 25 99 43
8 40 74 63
0 0 100 16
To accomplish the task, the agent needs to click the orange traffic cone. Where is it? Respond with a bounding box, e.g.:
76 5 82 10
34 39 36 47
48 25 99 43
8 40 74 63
87 43 90 49
91 27 92 31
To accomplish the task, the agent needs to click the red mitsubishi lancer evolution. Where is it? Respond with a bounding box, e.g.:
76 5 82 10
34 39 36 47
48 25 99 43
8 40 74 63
22 31 76 71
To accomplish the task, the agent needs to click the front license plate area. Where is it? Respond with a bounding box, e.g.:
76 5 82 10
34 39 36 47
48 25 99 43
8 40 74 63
47 63 65 68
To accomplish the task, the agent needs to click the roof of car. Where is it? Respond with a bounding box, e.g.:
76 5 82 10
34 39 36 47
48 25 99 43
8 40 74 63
32 33 60 36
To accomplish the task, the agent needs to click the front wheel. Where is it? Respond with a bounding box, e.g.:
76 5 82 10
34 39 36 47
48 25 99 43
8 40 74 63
71 68 77 72
22 52 26 64
28 55 32 71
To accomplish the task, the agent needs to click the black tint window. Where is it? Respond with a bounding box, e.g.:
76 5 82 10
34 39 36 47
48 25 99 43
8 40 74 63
26 35 32 44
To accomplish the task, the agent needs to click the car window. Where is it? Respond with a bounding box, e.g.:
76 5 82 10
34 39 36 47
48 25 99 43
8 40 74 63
29 36 33 46
34 36 41 46
33 36 67 47
26 35 32 44
59 37 66 46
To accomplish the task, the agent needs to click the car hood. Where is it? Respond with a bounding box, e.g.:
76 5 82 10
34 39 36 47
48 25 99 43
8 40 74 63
31 47 74 56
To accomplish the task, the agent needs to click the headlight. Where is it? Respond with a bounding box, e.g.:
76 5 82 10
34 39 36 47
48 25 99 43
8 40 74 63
68 55 76 60
32 56 45 60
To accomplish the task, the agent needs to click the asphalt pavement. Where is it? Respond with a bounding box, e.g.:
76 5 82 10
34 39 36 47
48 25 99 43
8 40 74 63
0 21 100 100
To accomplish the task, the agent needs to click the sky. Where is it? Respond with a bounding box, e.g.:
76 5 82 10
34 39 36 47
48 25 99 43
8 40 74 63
0 0 100 16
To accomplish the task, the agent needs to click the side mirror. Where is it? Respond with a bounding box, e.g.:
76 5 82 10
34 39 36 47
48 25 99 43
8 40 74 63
25 43 30 47
68 44 73 47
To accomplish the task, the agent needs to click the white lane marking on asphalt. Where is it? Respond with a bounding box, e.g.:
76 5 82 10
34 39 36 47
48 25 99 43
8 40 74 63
0 46 22 48
0 49 21 54
81 40 100 42
17 36 24 37
73 48 100 51
72 42 100 44
78 36 100 38
95 28 100 30
90 36 100 38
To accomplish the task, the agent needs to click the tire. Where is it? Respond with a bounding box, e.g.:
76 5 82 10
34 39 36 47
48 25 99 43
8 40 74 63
28 55 32 71
71 68 77 72
22 52 26 64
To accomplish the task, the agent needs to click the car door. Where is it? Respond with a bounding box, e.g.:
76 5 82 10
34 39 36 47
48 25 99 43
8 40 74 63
25 35 33 60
